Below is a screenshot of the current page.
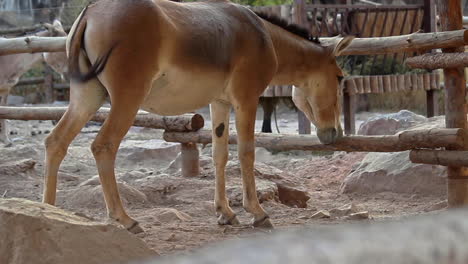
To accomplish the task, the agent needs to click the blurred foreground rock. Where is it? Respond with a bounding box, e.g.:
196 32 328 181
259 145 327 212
0 198 156 264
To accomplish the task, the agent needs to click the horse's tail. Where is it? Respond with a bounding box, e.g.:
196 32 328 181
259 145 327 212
67 5 116 83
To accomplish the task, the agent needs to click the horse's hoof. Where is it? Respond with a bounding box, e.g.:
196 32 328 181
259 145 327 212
127 221 144 234
218 214 240 226
253 216 274 229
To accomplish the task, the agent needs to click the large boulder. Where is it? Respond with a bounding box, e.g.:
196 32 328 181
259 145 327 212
341 151 446 196
0 198 156 264
358 110 427 135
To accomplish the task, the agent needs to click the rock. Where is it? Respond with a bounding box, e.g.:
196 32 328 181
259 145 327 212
118 139 181 167
254 163 310 208
227 179 278 206
222 161 310 208
341 151 446 196
330 204 360 218
346 211 370 220
0 198 156 264
64 180 148 210
310 210 330 219
118 170 147 183
157 208 192 223
358 110 427 135
424 200 448 212
6 95 24 105
0 159 35 176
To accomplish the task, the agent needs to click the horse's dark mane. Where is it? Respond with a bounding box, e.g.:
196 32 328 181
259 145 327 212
254 12 320 44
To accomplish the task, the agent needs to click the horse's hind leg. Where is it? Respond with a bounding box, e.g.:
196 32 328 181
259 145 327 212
90 80 150 234
43 77 106 205
210 100 239 225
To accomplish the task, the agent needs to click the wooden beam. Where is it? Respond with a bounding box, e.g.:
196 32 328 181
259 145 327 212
410 150 468 167
437 0 468 207
163 128 466 152
406 53 468 70
1 30 468 56
343 92 356 135
0 36 67 55
320 29 468 55
0 106 204 132
181 143 200 177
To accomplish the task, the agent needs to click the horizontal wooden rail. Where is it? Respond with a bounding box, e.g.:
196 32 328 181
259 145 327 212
0 106 204 132
406 53 468 70
163 128 466 152
1 30 467 56
410 150 468 167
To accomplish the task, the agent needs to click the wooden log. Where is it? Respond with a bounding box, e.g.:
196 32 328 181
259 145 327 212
410 150 468 166
163 128 466 152
297 110 311 134
383 75 391 93
426 90 439 117
437 0 468 208
406 53 468 70
343 92 356 135
0 36 66 55
0 25 72 35
0 106 204 132
319 29 468 55
181 143 200 177
1 29 468 56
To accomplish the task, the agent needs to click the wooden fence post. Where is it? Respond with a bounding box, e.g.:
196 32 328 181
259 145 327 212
436 0 468 207
43 64 54 103
181 142 199 177
293 0 311 134
424 0 439 118
343 91 356 134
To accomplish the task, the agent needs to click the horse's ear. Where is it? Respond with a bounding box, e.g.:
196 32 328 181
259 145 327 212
331 36 354 57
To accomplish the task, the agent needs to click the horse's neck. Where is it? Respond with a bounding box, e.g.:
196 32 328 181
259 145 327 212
0 53 43 86
266 24 324 86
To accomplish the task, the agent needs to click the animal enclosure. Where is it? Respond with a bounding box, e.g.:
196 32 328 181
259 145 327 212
0 0 468 261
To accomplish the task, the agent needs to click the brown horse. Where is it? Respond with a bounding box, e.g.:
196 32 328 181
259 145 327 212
43 0 352 233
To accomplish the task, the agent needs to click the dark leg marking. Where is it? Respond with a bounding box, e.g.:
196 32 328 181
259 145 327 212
215 123 225 137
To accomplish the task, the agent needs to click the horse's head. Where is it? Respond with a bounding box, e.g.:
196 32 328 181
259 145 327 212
292 36 353 144
42 20 69 80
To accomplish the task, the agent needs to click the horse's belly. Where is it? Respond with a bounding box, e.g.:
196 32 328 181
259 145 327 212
141 71 225 116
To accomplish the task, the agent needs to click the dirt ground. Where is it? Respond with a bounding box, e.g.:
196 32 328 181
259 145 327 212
0 104 446 256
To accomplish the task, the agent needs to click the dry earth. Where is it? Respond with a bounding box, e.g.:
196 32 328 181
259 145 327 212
0 104 446 256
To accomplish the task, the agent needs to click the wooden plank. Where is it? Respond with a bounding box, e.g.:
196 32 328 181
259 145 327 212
343 92 356 135
383 75 391 93
364 76 372 93
411 74 419 90
423 73 431 90
397 74 405 92
370 76 379 93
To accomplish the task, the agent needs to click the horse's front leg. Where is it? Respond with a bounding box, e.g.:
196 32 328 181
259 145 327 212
234 99 273 228
210 101 239 225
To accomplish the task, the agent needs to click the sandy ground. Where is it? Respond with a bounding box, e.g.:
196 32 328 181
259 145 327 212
0 104 446 256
